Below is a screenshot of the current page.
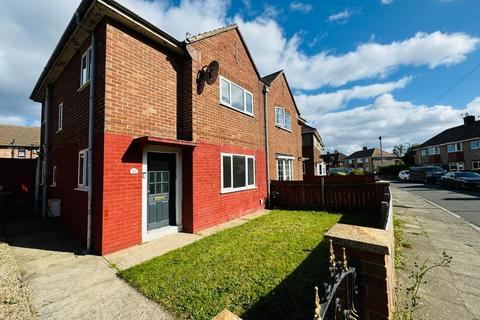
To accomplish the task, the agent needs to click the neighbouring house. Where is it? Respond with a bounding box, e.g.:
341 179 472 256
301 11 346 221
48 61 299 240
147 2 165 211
414 115 480 171
344 147 397 172
301 123 326 176
30 0 303 255
322 151 347 171
0 125 40 159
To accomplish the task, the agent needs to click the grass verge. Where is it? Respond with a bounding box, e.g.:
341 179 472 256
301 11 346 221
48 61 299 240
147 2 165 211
119 210 341 320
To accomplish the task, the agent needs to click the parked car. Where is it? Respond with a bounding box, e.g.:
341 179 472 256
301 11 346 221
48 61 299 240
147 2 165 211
398 170 411 181
410 166 445 183
440 171 480 189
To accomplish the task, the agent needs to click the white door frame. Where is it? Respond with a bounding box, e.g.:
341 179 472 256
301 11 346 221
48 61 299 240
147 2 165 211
142 146 183 242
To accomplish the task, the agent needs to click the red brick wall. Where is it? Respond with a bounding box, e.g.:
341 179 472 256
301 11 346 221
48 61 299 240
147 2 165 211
267 74 303 180
185 29 268 231
45 23 106 252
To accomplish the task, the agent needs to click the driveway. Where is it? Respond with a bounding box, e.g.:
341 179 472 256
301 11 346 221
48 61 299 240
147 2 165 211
390 180 480 228
5 219 174 320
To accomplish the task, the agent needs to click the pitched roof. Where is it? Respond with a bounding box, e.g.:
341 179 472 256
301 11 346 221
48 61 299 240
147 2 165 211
322 152 347 163
31 0 183 102
261 70 283 85
417 119 480 148
0 125 40 147
301 123 324 147
345 148 395 160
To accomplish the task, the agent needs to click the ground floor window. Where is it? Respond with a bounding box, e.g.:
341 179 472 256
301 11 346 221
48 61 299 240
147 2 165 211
18 148 26 157
77 149 89 190
221 153 255 193
472 160 480 170
449 162 464 171
277 156 293 181
316 163 326 176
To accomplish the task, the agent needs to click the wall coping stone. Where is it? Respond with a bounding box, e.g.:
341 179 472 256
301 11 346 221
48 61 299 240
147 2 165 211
325 223 392 256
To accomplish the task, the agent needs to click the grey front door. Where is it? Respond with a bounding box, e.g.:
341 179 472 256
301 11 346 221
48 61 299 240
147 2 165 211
147 153 175 231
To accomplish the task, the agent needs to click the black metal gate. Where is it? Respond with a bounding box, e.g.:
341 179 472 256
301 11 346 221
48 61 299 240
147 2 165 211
313 240 359 320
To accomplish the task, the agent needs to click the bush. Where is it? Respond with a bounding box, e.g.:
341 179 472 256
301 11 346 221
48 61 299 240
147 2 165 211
378 164 410 177
351 169 365 175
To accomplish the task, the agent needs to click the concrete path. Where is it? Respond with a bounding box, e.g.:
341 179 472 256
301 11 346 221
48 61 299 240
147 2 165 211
392 185 480 320
6 220 175 320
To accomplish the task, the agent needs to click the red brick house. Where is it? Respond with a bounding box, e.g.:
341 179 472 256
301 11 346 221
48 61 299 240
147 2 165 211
30 0 303 254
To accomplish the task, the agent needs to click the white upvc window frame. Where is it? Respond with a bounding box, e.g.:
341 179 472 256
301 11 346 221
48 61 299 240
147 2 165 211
427 146 439 155
275 106 292 131
448 162 464 171
420 149 427 156
276 155 294 181
357 158 363 164
57 103 63 132
51 166 57 187
470 140 480 150
447 142 463 153
219 76 254 116
18 148 26 158
77 149 89 191
80 47 92 88
221 153 255 193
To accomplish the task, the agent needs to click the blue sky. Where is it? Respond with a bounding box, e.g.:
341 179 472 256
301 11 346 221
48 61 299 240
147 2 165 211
1 0 479 154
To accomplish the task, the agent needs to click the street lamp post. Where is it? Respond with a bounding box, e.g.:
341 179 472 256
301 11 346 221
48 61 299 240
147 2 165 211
379 136 383 166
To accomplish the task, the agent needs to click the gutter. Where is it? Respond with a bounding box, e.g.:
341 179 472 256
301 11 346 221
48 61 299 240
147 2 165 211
263 85 271 204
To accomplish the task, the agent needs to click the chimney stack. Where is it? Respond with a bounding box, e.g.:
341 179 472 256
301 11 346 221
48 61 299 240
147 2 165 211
464 114 476 125
363 146 368 151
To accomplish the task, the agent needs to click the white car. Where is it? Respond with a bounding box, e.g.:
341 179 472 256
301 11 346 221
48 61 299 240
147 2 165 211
398 170 411 181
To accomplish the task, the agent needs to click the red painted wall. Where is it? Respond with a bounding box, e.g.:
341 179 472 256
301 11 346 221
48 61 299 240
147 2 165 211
190 143 267 232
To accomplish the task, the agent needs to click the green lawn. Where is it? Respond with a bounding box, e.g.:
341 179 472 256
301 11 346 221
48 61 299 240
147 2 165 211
119 210 342 320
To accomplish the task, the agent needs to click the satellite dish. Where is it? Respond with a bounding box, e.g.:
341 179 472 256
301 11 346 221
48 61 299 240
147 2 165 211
206 60 219 85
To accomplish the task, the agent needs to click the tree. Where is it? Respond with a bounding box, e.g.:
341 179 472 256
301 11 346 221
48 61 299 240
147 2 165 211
401 144 418 166
393 144 407 157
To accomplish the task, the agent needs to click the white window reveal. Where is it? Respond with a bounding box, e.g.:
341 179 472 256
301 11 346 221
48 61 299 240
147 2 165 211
277 156 293 181
275 107 292 131
80 47 92 87
57 103 63 132
77 149 89 190
51 166 57 187
219 77 253 116
221 153 255 193
470 140 480 150
447 142 463 153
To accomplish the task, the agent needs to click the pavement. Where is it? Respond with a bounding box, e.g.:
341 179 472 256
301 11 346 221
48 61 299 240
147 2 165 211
5 209 269 319
391 181 480 227
391 184 480 320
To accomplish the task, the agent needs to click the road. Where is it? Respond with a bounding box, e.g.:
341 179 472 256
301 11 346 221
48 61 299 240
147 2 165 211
390 180 480 227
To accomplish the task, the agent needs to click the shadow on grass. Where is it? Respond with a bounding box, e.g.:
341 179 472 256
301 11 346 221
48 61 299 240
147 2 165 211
241 213 366 320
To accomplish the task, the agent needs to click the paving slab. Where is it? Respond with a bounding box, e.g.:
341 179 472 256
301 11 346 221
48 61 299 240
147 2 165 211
392 185 480 320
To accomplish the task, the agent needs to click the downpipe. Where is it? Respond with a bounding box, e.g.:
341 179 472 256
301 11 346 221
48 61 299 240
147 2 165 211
41 86 51 219
263 84 271 206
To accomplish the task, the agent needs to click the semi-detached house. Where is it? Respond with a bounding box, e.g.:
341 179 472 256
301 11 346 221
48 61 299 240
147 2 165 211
30 0 303 254
415 115 480 171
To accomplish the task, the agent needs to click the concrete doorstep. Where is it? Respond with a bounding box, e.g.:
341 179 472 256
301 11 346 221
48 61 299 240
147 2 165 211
391 185 480 320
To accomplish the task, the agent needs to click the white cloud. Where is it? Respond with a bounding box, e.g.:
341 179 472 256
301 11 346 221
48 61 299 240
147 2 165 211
307 94 480 154
289 2 313 13
327 9 352 23
381 0 394 5
295 76 411 114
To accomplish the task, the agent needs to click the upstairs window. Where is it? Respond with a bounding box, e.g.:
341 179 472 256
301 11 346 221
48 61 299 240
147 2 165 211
220 77 253 116
77 149 89 190
447 143 462 153
18 148 26 158
275 107 291 131
420 149 427 156
57 103 63 132
221 153 255 193
470 140 480 150
80 47 92 87
427 146 439 155
357 158 363 164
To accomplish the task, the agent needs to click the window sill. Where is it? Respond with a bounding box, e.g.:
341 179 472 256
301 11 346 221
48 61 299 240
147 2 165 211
50 184 56 187
275 125 292 132
74 187 88 192
77 81 90 93
221 185 256 194
220 102 254 118
55 129 62 134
